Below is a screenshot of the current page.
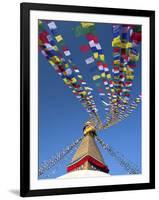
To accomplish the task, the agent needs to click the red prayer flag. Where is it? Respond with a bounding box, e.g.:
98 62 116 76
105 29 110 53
86 33 98 43
114 47 120 52
122 54 129 60
62 46 68 51
131 32 141 43
97 61 103 66
73 84 81 88
39 31 49 43
80 45 90 52
103 63 108 68
114 66 119 71
93 36 99 43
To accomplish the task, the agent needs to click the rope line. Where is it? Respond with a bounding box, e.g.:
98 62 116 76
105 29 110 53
95 136 141 174
38 136 84 176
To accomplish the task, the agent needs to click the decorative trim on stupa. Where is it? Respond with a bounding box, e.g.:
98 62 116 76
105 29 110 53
67 155 109 173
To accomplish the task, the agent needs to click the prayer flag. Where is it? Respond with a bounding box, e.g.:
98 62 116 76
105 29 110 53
55 35 63 42
99 54 105 61
93 75 100 81
85 56 94 64
71 77 77 83
98 64 103 71
93 52 99 59
80 45 90 52
39 31 49 43
99 93 105 96
81 22 95 28
103 80 108 85
64 50 71 56
96 43 102 50
86 33 98 43
89 40 96 48
101 72 106 78
48 21 57 30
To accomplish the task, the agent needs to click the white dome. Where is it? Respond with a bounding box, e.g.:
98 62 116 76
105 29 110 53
57 170 110 179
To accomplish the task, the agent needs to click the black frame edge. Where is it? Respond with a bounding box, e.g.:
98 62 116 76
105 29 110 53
149 11 155 189
21 2 155 16
20 2 30 197
23 183 155 197
20 2 155 197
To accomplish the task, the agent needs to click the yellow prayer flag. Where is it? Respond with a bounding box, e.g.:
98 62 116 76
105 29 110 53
65 63 69 68
63 78 70 85
107 74 111 79
77 75 83 79
48 60 55 66
113 36 120 42
63 71 67 76
112 99 117 103
92 75 101 81
136 98 141 103
123 100 128 104
99 54 105 61
71 77 77 83
129 53 139 61
93 52 99 59
120 42 132 49
52 56 60 63
81 22 95 28
114 60 120 65
126 70 133 75
123 67 127 72
52 45 59 51
55 35 63 42
79 91 87 96
101 72 106 78
112 41 121 47
111 88 115 93
126 75 134 80
112 36 121 47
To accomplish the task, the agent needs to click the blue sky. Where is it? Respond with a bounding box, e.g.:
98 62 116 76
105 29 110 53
38 20 141 179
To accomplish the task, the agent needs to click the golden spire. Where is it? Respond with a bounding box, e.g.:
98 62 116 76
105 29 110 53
67 121 109 173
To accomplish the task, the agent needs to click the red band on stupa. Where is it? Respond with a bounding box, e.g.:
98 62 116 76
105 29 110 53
67 155 109 173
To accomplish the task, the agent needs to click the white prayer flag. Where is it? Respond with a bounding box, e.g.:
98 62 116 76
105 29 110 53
85 56 94 64
89 40 96 48
48 21 57 30
64 50 71 56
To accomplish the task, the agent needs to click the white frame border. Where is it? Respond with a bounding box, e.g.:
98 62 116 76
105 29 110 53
30 10 150 190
